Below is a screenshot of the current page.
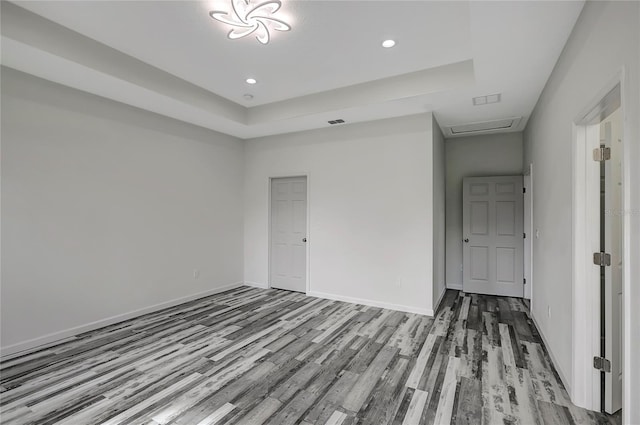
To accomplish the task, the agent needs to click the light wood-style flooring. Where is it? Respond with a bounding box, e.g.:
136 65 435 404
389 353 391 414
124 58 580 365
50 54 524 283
0 287 616 424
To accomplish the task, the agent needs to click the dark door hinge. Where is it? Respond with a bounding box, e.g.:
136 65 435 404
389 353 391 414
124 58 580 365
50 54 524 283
593 252 611 267
593 356 611 373
593 147 611 162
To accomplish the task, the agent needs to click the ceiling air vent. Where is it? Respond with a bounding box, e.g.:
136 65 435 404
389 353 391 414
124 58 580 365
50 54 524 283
472 93 501 106
445 117 522 137
328 119 345 125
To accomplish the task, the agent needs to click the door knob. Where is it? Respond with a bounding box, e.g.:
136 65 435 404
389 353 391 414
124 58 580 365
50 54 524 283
464 238 469 243
302 238 307 243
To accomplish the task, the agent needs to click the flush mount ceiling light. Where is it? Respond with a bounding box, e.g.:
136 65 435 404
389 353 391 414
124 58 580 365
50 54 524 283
246 78 257 84
209 0 291 45
382 39 396 48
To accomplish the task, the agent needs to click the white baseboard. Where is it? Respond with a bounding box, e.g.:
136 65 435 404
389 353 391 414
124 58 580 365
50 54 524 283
530 310 571 396
307 290 433 316
434 286 447 312
1 282 244 359
447 283 463 291
244 281 269 289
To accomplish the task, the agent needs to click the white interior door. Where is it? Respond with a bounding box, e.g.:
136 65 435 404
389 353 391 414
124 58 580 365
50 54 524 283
462 176 524 297
603 110 623 414
270 176 307 293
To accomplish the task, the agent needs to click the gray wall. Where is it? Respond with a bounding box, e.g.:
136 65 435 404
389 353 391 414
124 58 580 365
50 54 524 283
244 114 438 315
1 69 245 354
445 132 524 289
523 2 639 419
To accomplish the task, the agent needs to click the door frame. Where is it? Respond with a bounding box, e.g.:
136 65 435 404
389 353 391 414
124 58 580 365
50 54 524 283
267 173 311 294
571 70 630 416
523 164 533 303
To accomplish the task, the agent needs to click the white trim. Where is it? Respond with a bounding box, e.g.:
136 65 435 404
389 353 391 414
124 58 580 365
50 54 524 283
523 164 533 302
619 63 633 425
433 286 447 313
244 281 269 289
446 283 463 291
571 114 604 411
307 290 433 316
0 281 244 359
531 310 572 396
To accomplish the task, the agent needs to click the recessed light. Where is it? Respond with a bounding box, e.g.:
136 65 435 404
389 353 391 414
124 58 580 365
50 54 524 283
246 78 257 84
382 39 396 48
243 94 254 100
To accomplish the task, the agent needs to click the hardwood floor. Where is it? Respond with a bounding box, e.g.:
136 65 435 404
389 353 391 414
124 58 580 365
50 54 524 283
0 287 616 424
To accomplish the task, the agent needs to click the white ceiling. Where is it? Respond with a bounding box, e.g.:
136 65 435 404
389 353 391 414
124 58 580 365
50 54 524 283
1 0 584 139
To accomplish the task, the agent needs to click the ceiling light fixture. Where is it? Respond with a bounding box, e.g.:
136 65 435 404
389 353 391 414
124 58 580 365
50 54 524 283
382 39 396 48
246 78 257 84
209 0 291 45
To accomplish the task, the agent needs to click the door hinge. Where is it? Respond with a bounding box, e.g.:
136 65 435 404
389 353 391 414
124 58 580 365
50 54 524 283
523 232 526 239
593 252 611 267
524 278 526 284
593 356 611 373
523 187 526 194
593 147 611 162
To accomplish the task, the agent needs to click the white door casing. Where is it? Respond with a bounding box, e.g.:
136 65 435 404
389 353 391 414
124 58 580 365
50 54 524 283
463 176 524 297
571 80 626 413
524 166 533 301
603 109 623 414
270 176 307 293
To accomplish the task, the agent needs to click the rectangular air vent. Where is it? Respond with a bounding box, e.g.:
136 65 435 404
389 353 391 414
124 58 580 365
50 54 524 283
473 93 501 106
328 119 345 125
446 117 522 137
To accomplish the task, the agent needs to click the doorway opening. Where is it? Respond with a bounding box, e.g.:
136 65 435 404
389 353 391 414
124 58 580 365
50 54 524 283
572 81 625 417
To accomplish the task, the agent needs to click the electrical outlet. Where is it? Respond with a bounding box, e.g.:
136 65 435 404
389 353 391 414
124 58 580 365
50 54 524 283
193 269 200 279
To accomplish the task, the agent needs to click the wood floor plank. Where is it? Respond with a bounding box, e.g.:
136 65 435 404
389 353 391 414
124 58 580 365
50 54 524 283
538 400 573 425
481 335 512 423
401 388 428 425
454 377 481 425
405 333 437 389
433 356 460 425
194 402 236 425
0 288 617 425
304 370 359 424
359 356 410 424
233 397 281 425
504 365 542 425
324 410 348 425
341 346 397 412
